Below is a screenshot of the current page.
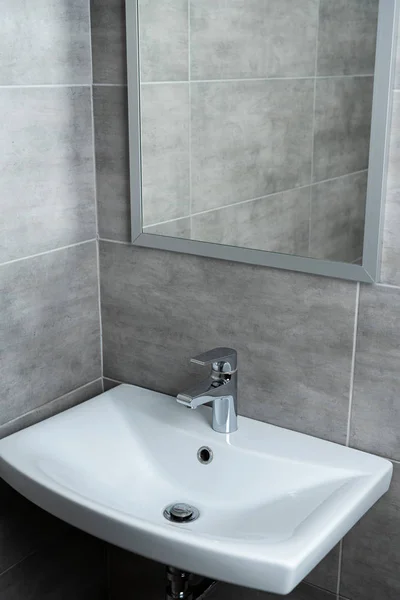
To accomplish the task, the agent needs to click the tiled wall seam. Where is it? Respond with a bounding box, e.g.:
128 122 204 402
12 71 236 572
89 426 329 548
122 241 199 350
89 0 105 390
0 239 97 270
346 283 361 446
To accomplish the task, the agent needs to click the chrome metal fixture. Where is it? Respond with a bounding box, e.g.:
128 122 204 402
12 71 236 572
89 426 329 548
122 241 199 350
163 503 200 523
177 348 238 434
197 446 213 465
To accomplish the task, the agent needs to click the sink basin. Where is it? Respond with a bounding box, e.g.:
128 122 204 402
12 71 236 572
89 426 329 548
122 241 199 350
0 384 392 594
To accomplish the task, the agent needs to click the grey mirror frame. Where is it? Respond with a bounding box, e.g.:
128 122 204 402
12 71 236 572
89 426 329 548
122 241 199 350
126 0 398 283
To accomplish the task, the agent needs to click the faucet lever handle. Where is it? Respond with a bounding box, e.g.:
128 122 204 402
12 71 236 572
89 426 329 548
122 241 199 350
190 347 237 373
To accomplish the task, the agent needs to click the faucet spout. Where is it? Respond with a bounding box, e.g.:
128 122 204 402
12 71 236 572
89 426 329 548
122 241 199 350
177 378 226 409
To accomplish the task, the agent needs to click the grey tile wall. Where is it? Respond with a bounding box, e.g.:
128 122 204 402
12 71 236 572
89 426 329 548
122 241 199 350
0 87 96 263
93 85 131 242
0 0 104 596
0 0 91 85
91 0 127 84
350 286 400 461
0 243 101 425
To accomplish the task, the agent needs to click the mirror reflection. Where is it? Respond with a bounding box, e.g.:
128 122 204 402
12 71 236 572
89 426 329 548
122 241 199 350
138 1 379 265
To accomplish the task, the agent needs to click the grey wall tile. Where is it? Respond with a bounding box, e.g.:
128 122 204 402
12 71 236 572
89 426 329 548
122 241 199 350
313 77 373 182
190 0 318 80
91 0 127 84
0 531 107 599
0 479 70 576
341 462 400 600
141 83 190 226
0 379 103 440
0 87 96 263
144 218 191 239
191 188 310 256
309 172 367 263
350 285 400 461
205 581 336 600
94 85 131 242
109 546 165 600
381 190 400 285
138 0 188 82
0 242 101 426
317 0 379 76
191 80 314 213
100 242 356 444
381 247 400 286
0 0 91 85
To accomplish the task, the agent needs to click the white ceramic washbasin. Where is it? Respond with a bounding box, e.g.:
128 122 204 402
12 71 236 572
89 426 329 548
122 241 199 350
0 384 392 594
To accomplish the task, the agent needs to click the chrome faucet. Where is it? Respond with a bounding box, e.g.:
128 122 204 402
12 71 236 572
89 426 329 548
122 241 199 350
177 348 238 434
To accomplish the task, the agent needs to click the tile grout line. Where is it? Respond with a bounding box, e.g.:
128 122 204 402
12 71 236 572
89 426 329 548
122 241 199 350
346 282 360 446
99 238 131 246
0 84 127 89
0 239 97 269
1 378 103 431
88 0 104 391
145 169 369 227
336 540 344 600
139 74 374 86
188 0 193 237
0 83 92 89
104 376 126 386
308 0 320 256
377 281 400 290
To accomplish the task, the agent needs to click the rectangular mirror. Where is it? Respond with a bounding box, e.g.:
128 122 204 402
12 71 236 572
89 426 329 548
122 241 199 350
126 0 397 282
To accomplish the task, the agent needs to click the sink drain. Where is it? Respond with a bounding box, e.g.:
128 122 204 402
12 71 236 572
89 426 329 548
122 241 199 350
163 503 200 523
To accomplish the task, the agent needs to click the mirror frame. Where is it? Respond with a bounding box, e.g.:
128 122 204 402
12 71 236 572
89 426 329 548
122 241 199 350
126 0 398 283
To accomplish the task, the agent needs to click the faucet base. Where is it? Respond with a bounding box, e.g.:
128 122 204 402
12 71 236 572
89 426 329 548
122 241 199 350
212 395 238 434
